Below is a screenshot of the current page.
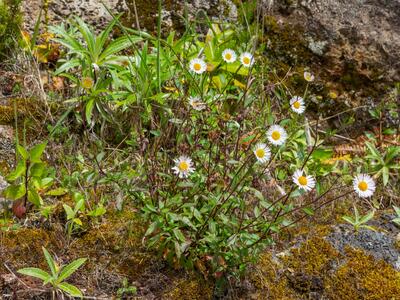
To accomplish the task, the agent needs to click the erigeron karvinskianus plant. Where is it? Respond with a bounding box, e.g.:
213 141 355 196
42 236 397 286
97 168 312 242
131 18 383 278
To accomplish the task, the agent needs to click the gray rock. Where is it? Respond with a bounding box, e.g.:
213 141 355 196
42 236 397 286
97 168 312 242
22 0 238 32
23 0 128 31
327 224 400 270
268 0 400 83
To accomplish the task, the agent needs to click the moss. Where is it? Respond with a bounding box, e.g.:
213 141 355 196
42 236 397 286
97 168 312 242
123 0 176 34
0 105 14 124
162 276 213 300
69 208 153 279
283 237 339 276
250 224 400 299
0 228 55 272
250 253 296 299
325 247 400 300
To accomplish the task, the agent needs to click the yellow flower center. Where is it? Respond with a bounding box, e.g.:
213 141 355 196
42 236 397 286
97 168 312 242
271 131 281 141
358 181 368 191
293 101 301 109
82 77 94 89
178 161 189 172
255 148 265 158
243 56 250 65
298 176 308 186
194 63 202 71
225 53 232 60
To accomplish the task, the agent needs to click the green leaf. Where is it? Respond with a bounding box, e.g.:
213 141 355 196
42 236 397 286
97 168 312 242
342 216 355 225
42 247 58 278
6 160 26 181
365 142 382 162
223 63 249 76
57 282 83 298
173 228 186 242
145 221 158 237
85 98 96 124
4 183 26 200
393 206 400 216
385 146 400 163
30 162 46 177
75 199 85 213
17 145 29 160
302 207 315 216
382 166 389 186
99 36 142 63
17 267 51 282
57 258 87 283
29 142 47 163
46 188 68 196
40 177 54 189
54 58 81 75
359 225 376 231
63 204 75 220
28 188 43 207
359 210 375 224
73 218 82 226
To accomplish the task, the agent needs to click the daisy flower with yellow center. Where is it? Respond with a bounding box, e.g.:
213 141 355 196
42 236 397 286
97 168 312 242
189 58 207 74
292 169 316 192
189 96 206 111
267 125 287 146
222 49 237 63
172 156 195 178
304 71 315 82
353 174 376 198
82 77 94 89
290 96 306 114
240 52 254 68
253 143 271 163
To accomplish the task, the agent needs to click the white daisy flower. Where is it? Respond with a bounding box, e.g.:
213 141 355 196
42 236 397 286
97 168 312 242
189 96 206 111
172 156 195 178
222 49 237 63
290 96 306 114
292 169 316 192
240 52 254 67
353 174 376 198
267 125 288 146
253 143 271 163
189 58 207 74
304 71 315 82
